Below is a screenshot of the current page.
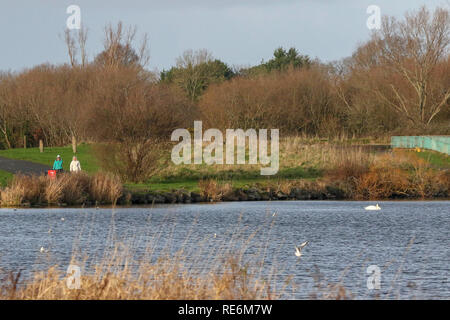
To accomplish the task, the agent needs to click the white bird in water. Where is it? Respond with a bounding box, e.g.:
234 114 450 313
364 204 381 211
213 233 217 238
61 217 65 221
295 241 309 258
272 212 277 217
48 228 52 234
40 247 46 253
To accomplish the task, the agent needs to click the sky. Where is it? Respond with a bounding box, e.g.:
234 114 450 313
0 0 448 72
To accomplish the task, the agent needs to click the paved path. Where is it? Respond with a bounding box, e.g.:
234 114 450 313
0 157 50 175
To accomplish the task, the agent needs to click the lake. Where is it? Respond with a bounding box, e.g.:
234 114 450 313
0 201 448 299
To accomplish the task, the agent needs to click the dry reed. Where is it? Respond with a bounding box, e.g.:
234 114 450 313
0 172 123 206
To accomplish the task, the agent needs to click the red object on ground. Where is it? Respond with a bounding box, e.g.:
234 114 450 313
47 170 56 179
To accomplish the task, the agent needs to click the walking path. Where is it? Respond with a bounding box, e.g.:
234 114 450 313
0 157 49 175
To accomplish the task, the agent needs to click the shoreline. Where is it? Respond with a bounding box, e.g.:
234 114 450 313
3 187 448 209
2 198 449 210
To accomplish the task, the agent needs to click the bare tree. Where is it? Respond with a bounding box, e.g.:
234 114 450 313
373 6 450 127
78 25 89 67
96 22 150 69
0 75 16 148
64 29 77 67
64 25 89 67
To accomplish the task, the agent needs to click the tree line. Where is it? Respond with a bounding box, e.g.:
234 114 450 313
0 6 448 153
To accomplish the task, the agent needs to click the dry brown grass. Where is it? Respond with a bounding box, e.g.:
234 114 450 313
351 151 449 199
1 256 270 300
198 179 233 202
89 172 123 205
155 136 380 181
60 173 91 205
0 214 282 300
0 174 46 206
0 186 25 207
45 176 68 204
0 172 123 206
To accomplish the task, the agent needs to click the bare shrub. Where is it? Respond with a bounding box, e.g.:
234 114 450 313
200 66 343 136
94 140 169 183
355 166 410 200
88 79 193 183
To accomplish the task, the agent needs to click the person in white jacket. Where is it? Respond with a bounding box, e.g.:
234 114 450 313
70 156 81 172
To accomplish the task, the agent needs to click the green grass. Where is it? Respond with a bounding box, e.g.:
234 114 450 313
125 180 201 192
414 150 450 169
127 167 320 192
1 143 447 193
0 144 99 173
0 170 14 187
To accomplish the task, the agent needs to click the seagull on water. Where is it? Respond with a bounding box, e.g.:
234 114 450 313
364 204 381 211
295 241 309 258
40 247 46 253
61 217 65 221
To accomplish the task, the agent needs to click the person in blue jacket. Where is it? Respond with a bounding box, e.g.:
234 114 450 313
53 155 63 173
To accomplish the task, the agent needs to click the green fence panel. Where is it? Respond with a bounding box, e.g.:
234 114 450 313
391 136 450 155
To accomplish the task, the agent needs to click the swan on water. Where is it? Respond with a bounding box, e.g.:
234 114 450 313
365 204 381 211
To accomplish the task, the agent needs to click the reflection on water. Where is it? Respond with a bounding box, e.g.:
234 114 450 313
0 201 448 299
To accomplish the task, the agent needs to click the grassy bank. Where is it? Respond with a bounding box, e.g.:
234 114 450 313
0 138 448 203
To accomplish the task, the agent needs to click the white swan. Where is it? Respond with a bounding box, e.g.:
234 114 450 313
365 204 381 211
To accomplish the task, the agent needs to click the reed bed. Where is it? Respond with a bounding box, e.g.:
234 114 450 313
0 172 122 207
0 208 427 300
0 212 287 300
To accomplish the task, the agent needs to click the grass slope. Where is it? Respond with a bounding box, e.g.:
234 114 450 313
0 144 99 173
0 143 448 192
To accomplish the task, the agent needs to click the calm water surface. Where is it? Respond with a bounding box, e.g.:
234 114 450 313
0 201 448 299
